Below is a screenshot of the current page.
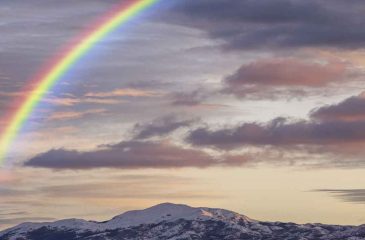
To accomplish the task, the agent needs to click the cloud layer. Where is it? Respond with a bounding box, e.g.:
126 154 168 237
25 140 250 169
186 118 365 149
172 0 365 50
311 93 365 122
132 116 195 139
316 189 365 204
26 93 365 169
223 58 346 97
183 94 365 167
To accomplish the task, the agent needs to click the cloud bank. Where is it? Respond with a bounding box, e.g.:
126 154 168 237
223 58 346 98
172 0 365 50
25 140 250 169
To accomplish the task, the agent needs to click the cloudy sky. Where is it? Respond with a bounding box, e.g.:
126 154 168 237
1 0 365 230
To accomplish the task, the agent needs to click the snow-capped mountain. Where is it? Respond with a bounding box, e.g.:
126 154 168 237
1 203 364 240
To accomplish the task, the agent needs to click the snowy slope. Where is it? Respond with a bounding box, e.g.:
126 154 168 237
107 202 252 228
0 203 364 240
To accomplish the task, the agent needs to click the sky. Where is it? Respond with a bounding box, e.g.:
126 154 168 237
1 0 365 230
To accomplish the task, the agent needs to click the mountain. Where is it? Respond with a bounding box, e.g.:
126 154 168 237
1 203 365 240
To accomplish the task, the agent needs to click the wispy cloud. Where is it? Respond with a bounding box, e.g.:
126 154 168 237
47 109 107 121
315 189 365 204
43 97 121 106
41 88 161 107
85 88 161 98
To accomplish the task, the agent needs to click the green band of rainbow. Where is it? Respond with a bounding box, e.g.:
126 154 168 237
0 0 159 164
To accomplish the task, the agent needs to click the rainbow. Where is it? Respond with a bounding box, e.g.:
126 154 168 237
0 0 159 164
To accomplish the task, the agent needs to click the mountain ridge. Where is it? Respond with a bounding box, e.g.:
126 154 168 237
1 203 365 240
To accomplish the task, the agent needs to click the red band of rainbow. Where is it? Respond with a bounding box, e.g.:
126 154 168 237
0 0 159 164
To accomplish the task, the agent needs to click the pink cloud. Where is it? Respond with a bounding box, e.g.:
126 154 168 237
224 58 347 97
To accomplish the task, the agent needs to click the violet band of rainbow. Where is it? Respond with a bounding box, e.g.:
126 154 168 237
0 0 159 164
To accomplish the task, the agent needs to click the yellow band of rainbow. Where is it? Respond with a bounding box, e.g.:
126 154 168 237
0 0 159 164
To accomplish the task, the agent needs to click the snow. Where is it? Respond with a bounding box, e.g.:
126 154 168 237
105 202 251 229
0 202 251 239
1 203 363 240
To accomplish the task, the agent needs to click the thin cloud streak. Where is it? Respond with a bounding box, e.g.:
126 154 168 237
85 88 161 98
315 189 365 204
47 109 107 121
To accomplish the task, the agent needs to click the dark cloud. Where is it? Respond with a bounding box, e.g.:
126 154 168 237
311 93 365 122
133 116 195 139
25 140 250 170
170 90 207 106
186 117 365 150
185 92 365 166
316 189 365 204
171 0 365 50
223 58 346 98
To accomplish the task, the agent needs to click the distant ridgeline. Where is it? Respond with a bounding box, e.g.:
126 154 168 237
1 203 364 240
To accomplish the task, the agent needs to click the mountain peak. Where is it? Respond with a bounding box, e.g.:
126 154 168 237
108 202 251 228
117 202 195 218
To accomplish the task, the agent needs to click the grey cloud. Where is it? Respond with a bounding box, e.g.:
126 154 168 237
171 0 365 50
184 93 365 166
25 140 250 169
223 58 346 98
316 189 365 204
133 116 195 139
170 90 207 106
186 117 365 150
311 94 365 122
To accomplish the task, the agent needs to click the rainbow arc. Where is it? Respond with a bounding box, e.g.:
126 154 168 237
0 0 159 164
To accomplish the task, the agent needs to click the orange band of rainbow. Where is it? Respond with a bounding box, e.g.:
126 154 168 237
0 0 159 164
